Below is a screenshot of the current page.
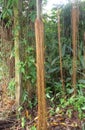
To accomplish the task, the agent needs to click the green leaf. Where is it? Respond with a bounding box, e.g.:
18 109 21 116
30 126 36 130
82 106 85 110
79 79 85 85
51 58 58 66
18 106 23 112
48 68 58 73
55 107 60 113
62 44 66 57
67 88 74 94
46 93 51 99
21 117 26 128
7 9 13 16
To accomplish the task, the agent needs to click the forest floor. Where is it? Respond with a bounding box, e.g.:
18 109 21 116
0 104 84 130
0 82 84 130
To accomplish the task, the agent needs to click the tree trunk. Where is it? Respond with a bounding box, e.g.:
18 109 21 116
58 12 65 96
13 0 21 107
35 0 47 129
35 18 47 130
71 2 78 95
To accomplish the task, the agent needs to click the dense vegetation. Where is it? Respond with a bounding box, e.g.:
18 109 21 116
0 0 85 129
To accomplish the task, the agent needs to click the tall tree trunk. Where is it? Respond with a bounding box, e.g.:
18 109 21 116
83 32 85 79
13 0 21 107
71 1 78 95
58 12 65 96
35 0 47 130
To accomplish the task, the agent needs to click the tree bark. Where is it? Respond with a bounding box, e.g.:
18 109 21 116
13 0 21 107
71 2 78 95
35 18 47 130
35 0 47 129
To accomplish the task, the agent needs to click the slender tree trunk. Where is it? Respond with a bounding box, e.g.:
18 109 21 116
13 0 21 107
83 32 85 77
84 33 85 63
35 0 47 130
71 2 78 95
58 12 65 95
